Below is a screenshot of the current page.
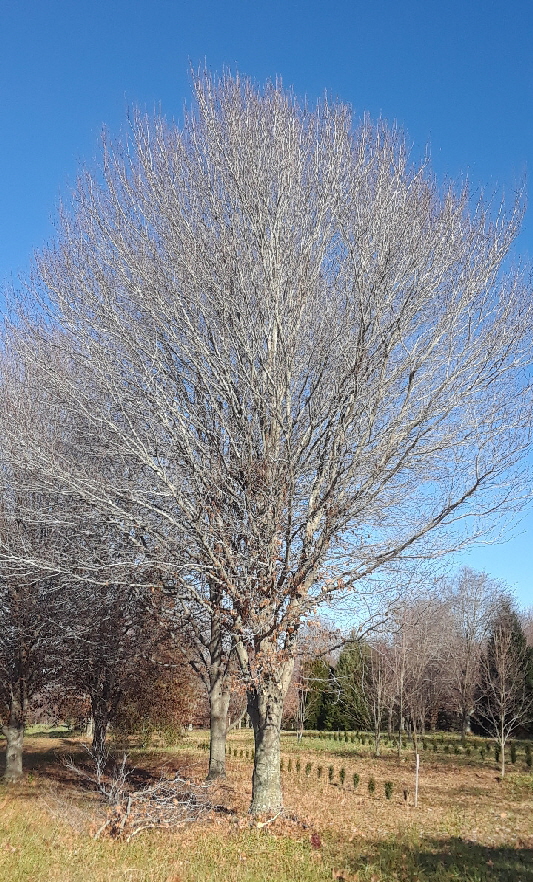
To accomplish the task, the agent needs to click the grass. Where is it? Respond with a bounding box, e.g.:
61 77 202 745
0 730 532 881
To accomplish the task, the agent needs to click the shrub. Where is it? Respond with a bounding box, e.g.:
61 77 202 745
353 772 360 790
494 744 500 764
384 781 393 800
479 747 486 761
525 744 532 768
368 776 376 796
339 767 346 786
510 742 517 764
328 765 334 783
453 745 459 755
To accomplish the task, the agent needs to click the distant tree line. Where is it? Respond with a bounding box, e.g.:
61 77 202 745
287 570 533 761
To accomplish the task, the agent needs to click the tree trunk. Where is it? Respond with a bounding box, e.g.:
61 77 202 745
207 682 230 780
412 720 419 754
205 582 232 780
460 708 472 737
247 660 293 814
3 689 24 783
91 698 110 766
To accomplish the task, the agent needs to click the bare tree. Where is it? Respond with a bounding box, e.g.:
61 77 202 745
445 568 504 735
363 641 395 756
166 591 239 780
477 599 533 776
0 497 66 781
6 70 533 812
402 592 450 745
522 608 533 648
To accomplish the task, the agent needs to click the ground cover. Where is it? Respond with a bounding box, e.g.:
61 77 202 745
0 729 532 881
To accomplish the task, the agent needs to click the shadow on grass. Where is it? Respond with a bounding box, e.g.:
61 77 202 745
26 727 79 739
347 836 533 881
1 739 205 794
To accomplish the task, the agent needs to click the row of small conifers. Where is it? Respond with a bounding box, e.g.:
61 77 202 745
223 743 395 798
287 731 533 765
220 734 532 769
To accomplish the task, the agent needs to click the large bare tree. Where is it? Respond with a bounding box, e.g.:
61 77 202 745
6 71 533 811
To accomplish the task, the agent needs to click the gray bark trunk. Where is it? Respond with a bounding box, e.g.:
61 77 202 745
3 690 24 783
461 709 472 737
247 659 293 815
91 699 110 765
207 684 230 780
205 582 231 780
373 726 381 756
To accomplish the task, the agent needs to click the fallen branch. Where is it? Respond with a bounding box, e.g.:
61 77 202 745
94 773 212 841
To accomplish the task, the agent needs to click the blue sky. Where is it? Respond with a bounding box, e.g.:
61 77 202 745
0 0 532 607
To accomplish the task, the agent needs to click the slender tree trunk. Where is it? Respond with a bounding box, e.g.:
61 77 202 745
374 724 381 756
460 708 472 737
412 720 419 754
207 681 230 780
3 687 25 783
206 586 231 780
247 660 293 814
91 695 111 765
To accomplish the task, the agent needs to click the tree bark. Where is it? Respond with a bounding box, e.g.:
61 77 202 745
207 682 230 780
205 585 232 780
460 709 473 737
91 695 111 765
3 688 25 783
247 660 293 815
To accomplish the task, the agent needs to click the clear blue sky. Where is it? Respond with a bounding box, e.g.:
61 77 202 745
0 0 531 607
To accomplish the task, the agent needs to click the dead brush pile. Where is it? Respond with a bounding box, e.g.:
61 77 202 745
93 773 212 841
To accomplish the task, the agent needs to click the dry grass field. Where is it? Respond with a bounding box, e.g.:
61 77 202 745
0 729 532 882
